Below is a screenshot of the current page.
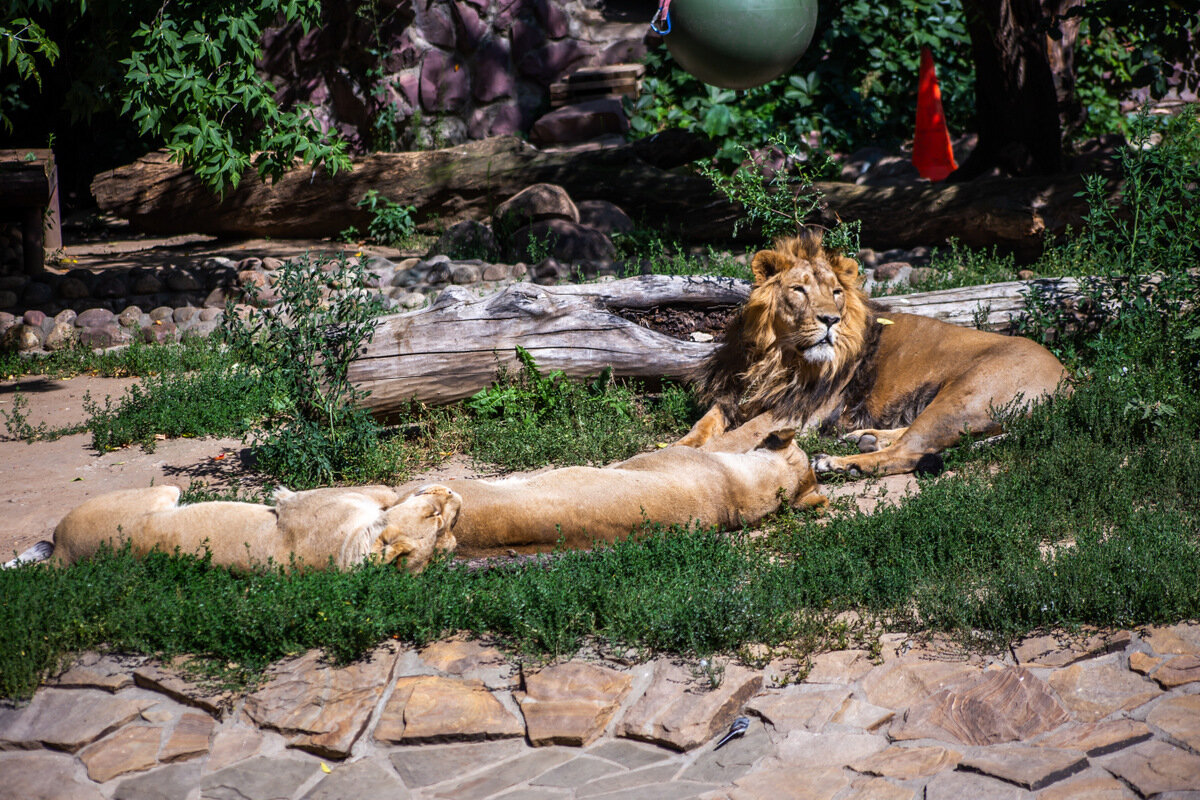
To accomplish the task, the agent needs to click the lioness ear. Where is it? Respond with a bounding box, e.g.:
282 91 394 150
751 250 787 284
760 429 797 450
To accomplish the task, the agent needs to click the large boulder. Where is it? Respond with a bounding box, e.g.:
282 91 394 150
427 220 499 261
493 183 578 237
577 200 635 236
529 98 629 146
505 219 616 264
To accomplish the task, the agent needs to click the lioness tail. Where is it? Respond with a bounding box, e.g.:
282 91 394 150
2 540 53 569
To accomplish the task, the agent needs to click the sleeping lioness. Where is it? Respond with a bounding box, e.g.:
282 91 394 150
401 428 825 559
17 483 461 574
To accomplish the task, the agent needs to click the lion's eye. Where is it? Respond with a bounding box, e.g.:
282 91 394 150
832 288 843 297
790 285 807 295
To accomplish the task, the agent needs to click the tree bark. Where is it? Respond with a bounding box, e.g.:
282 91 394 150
91 138 1098 259
350 274 1082 415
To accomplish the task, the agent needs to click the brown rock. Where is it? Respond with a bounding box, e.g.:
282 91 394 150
506 219 616 264
50 653 138 692
924 769 1030 800
375 675 524 744
959 743 1087 790
1101 740 1200 796
243 648 396 757
1152 654 1200 688
859 658 979 710
518 661 633 746
841 776 916 800
206 726 263 771
0 688 151 752
43 321 78 351
805 650 874 684
159 711 213 762
619 660 763 751
1128 651 1162 675
720 766 848 800
774 731 888 768
79 724 163 783
1012 631 1130 668
1034 770 1133 800
891 667 1070 746
0 752 105 799
849 744 962 780
1142 622 1200 655
1046 655 1162 721
420 639 517 689
529 99 629 146
1035 719 1152 756
577 199 634 236
133 663 230 717
1146 693 1200 752
830 697 894 731
494 183 579 234
3 323 42 351
745 687 851 734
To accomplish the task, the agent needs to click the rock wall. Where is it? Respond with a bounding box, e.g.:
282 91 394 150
259 0 650 152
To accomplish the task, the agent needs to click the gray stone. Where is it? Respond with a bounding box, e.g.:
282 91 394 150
261 257 284 271
22 308 45 328
389 739 527 788
94 273 129 298
773 730 888 769
534 0 570 37
2 323 42 351
202 256 237 271
76 307 116 328
452 1 487 51
679 722 769 783
430 748 576 800
576 764 680 797
577 200 634 236
578 781 713 800
111 763 202 799
165 269 201 292
518 661 634 746
958 744 1087 790
199 307 223 322
142 319 178 344
302 759 412 799
507 220 615 264
746 686 851 734
237 257 263 272
494 184 579 234
586 739 672 769
173 306 197 324
0 291 17 309
118 306 143 327
530 99 629 146
418 3 455 48
450 263 483 284
924 769 1033 800
1099 740 1200 797
0 751 105 799
43 321 77 351
469 101 523 139
530 755 623 787
200 756 320 800
58 276 91 299
1046 654 1162 722
79 323 131 349
428 220 498 261
483 263 513 281
23 281 54 305
49 653 139 692
619 660 763 752
0 688 151 752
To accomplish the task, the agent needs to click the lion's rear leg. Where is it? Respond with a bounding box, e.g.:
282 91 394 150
841 427 909 453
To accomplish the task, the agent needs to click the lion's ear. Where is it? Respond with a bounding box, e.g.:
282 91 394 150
751 250 787 284
760 429 797 450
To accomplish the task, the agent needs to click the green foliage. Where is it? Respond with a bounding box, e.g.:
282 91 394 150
2 0 350 193
612 233 753 282
355 190 419 248
465 347 696 469
0 335 233 380
630 0 975 159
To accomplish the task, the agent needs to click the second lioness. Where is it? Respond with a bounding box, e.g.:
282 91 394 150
401 429 824 559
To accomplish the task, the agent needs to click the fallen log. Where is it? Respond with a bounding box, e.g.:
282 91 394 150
92 137 1101 257
350 273 1082 414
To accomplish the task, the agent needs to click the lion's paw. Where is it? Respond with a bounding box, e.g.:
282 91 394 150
813 453 834 473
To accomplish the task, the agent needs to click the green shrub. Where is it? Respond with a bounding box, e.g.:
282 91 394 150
356 189 419 248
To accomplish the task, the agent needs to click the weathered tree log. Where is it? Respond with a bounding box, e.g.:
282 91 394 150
350 273 1081 414
91 137 1100 257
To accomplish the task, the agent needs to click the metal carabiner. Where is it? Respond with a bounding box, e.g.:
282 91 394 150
650 0 672 35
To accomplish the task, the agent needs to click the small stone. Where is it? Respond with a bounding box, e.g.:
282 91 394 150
237 257 263 271
427 747 575 799
118 306 143 327
507 220 615 264
958 743 1087 791
420 639 518 690
261 257 284 271
1146 693 1200 752
873 262 912 281
483 263 512 281
1100 740 1200 796
112 761 202 800
165 269 201 292
719 765 847 800
619 660 763 751
1046 655 1162 722
1128 651 1163 675
203 287 230 308
79 323 131 349
388 739 527 788
450 263 482 284
774 731 888 769
576 200 634 236
924 769 1030 800
1034 770 1132 800
79 724 163 783
199 307 222 322
1017 269 1037 281
1035 719 1152 756
159 711 214 762
133 663 230 717
302 759 413 800
206 726 264 772
1143 622 1200 656
860 658 979 710
172 306 197 324
76 307 116 328
1012 633 1125 668
519 662 634 746
142 319 178 345
1151 654 1200 688
50 653 137 692
891 666 1070 745
44 321 78 351
131 273 164 294
58 276 91 299
1 323 40 351
494 184 579 234
374 675 524 743
849 744 961 780
0 688 150 751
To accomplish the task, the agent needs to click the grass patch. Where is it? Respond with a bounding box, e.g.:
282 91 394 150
0 335 232 380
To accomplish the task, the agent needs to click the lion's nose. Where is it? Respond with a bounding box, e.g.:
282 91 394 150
817 313 841 327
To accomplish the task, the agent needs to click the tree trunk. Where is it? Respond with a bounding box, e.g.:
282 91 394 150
350 274 1082 415
954 0 1081 179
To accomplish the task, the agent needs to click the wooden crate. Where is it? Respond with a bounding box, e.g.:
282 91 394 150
550 63 645 108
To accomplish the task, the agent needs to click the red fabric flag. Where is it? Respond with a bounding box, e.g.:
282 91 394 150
912 47 957 182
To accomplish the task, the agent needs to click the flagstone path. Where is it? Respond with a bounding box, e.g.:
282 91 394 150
3 623 1199 799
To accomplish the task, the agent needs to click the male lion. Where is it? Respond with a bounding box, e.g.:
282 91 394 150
678 230 1069 476
9 484 460 574
400 428 825 559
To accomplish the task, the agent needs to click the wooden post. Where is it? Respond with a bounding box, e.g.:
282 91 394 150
0 148 57 274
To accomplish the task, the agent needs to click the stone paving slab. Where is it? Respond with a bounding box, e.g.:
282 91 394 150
4 624 1200 799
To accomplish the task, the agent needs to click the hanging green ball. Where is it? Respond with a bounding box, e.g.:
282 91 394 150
663 0 818 90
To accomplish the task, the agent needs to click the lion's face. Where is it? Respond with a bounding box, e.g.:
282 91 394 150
745 236 866 367
374 485 462 571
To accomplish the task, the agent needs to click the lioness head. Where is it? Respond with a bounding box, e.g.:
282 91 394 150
374 484 462 573
744 230 868 367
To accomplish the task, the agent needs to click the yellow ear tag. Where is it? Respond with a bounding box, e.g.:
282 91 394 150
878 318 894 325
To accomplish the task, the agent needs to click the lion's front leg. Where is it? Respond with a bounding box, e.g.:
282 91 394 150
813 445 943 478
840 427 909 452
674 405 728 448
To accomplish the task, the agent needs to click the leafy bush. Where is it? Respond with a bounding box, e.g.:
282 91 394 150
466 347 696 469
356 190 419 248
